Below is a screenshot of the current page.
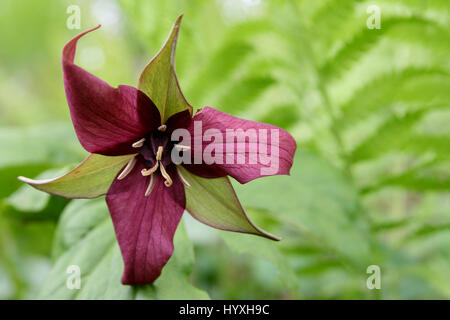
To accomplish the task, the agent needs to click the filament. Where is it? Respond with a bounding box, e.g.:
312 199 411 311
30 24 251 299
145 175 155 196
176 166 191 187
117 156 137 180
156 146 164 161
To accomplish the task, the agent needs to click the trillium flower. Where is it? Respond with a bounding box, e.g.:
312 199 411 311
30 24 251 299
19 16 296 285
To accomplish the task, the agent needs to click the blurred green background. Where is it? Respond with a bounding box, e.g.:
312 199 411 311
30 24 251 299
0 0 449 299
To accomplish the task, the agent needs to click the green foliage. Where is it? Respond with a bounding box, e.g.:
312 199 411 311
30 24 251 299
180 166 279 241
138 15 193 122
0 0 449 299
19 154 135 199
219 231 298 293
41 199 208 299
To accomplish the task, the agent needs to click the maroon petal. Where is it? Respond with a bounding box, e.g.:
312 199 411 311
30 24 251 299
106 161 185 285
63 26 161 156
165 109 191 134
185 107 297 183
182 163 227 179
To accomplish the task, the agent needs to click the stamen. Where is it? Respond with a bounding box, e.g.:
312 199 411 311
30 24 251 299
156 146 164 161
174 144 191 151
176 166 191 188
132 138 146 148
141 162 159 176
145 175 155 196
159 162 173 187
117 156 137 180
158 124 167 132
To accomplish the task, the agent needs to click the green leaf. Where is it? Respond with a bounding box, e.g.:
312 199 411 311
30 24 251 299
18 154 134 199
319 17 443 81
0 164 51 198
220 231 298 291
179 166 280 241
218 76 275 113
259 104 299 130
0 123 84 197
150 221 209 300
406 224 450 241
0 123 83 168
232 151 371 265
362 159 450 194
138 14 193 123
0 215 56 299
1 168 70 221
187 42 254 103
350 109 430 162
40 199 208 299
336 68 450 130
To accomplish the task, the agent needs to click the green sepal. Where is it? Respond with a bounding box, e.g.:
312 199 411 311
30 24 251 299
18 153 135 199
179 166 280 241
138 14 193 123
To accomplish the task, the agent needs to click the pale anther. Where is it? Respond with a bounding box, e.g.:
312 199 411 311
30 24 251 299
132 138 146 148
117 156 137 180
158 124 167 132
145 175 155 196
141 162 159 176
156 146 164 161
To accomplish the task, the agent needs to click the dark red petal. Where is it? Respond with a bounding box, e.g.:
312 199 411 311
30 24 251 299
63 26 161 156
182 163 227 179
106 161 185 285
186 107 297 183
165 109 192 134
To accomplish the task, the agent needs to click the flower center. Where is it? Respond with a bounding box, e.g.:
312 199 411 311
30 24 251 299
116 127 191 196
137 131 174 188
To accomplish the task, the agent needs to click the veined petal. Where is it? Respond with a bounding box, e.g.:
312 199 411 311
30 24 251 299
106 162 185 285
165 109 192 134
185 107 297 183
63 26 161 156
138 15 193 123
179 166 279 241
182 163 227 179
18 153 134 199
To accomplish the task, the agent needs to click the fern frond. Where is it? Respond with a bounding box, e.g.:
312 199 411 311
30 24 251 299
217 76 276 113
407 224 450 240
350 107 450 163
308 0 361 38
377 0 450 21
320 17 448 81
295 260 344 275
258 104 300 130
186 42 254 104
335 68 450 130
362 158 450 194
371 218 411 233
